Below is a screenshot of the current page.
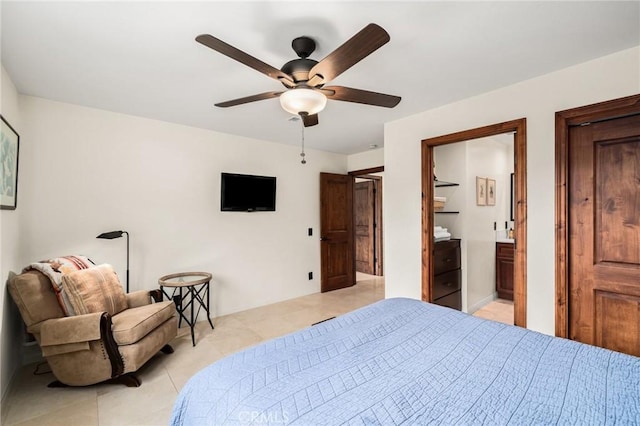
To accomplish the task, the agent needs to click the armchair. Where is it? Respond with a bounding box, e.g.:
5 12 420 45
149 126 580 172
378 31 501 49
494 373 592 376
8 265 177 387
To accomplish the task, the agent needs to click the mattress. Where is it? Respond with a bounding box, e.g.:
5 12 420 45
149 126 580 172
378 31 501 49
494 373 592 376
170 298 640 425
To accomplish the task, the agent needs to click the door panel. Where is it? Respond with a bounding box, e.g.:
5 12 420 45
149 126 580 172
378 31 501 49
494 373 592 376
496 257 514 301
320 173 354 292
568 113 640 356
355 181 375 274
595 140 640 265
594 291 640 355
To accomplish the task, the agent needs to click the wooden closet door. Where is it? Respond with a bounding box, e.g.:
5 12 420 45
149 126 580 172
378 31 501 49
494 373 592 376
568 114 640 356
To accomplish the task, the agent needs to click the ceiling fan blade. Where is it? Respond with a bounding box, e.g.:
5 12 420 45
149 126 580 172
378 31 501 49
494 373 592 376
196 34 295 87
307 23 390 87
322 86 401 108
215 91 283 108
302 113 319 127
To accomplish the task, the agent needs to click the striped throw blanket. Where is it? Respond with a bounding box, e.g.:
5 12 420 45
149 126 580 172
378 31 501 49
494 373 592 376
23 255 95 315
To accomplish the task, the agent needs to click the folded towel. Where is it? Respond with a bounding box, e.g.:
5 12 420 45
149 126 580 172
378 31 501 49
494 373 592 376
434 235 451 242
434 231 451 239
434 196 447 202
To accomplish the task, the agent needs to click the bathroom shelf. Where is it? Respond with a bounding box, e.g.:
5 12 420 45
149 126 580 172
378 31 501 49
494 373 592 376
434 180 459 188
434 179 459 214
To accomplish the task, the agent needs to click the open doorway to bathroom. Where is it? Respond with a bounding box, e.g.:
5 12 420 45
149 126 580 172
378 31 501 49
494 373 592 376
434 135 514 324
421 119 527 327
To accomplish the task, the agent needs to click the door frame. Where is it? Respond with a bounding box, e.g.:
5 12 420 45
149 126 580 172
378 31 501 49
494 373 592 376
421 119 528 327
350 167 384 277
555 94 640 338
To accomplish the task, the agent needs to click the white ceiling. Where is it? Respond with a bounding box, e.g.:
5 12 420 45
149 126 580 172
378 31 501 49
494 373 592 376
2 1 638 155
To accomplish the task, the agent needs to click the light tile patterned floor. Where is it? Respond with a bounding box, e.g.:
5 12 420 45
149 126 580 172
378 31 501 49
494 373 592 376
2 274 384 426
472 299 514 325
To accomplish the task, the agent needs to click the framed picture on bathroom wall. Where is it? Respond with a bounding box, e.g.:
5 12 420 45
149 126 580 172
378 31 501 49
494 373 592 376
476 177 487 206
487 178 496 206
0 115 19 210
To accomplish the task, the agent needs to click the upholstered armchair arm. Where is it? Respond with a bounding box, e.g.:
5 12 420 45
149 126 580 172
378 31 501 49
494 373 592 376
126 290 152 308
39 312 109 356
126 289 164 308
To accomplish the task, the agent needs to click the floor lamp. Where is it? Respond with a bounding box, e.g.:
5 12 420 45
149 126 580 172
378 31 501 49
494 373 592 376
96 230 130 293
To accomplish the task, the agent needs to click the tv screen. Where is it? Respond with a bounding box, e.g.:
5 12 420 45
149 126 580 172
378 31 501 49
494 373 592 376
221 173 277 212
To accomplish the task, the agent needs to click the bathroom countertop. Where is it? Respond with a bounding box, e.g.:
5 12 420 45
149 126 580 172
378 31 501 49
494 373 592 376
496 238 514 244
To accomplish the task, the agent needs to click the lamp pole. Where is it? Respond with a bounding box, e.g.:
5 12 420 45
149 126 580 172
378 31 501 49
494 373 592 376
124 231 130 293
96 230 130 293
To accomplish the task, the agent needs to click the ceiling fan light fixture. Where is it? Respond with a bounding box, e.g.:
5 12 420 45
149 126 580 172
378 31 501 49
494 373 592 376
280 88 327 116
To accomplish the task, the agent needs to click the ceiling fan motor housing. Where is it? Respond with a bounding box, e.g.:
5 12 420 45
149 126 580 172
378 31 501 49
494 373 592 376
280 36 319 84
281 58 318 84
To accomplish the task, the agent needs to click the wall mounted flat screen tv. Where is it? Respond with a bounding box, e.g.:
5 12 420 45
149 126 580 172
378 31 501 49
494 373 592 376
221 173 276 212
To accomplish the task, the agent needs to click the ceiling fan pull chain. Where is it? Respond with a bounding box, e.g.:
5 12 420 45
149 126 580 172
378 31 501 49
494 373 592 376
300 118 307 164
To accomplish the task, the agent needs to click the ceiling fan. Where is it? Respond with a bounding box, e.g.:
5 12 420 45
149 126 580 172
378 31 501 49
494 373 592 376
196 23 401 127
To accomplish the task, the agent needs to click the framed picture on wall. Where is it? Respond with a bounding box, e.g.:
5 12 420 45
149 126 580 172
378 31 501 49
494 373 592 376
476 177 487 206
487 178 496 206
0 115 19 210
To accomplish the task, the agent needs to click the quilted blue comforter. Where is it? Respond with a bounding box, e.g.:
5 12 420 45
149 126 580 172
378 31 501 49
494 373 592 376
171 298 640 425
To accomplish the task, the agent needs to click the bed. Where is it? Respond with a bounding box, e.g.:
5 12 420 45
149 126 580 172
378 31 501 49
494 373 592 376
170 298 640 425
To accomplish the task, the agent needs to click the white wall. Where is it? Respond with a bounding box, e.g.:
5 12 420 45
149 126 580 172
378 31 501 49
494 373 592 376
464 138 510 312
347 147 383 171
385 46 640 335
0 66 24 404
16 96 346 320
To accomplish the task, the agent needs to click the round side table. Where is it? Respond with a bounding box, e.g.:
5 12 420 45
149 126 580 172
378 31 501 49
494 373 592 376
158 272 214 346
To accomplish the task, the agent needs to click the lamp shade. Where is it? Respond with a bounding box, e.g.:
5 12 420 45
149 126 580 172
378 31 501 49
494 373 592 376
97 230 125 239
279 88 327 116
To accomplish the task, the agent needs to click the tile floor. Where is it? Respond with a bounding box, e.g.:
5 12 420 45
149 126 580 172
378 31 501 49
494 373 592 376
472 298 514 325
2 274 384 426
1 277 513 426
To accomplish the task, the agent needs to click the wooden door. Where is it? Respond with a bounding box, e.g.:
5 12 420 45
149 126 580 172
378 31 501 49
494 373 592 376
568 114 640 356
373 178 383 276
320 173 355 292
355 181 375 274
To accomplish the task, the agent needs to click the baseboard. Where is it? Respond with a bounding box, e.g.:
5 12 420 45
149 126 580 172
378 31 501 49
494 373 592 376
1 366 17 425
22 342 43 366
2 344 44 423
467 293 497 314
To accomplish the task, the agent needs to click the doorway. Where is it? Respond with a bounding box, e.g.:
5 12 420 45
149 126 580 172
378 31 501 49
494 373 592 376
555 94 640 356
350 167 384 280
421 119 528 327
354 175 383 276
319 167 384 293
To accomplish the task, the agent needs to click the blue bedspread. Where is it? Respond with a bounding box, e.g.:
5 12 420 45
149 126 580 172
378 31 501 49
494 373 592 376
170 298 640 425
